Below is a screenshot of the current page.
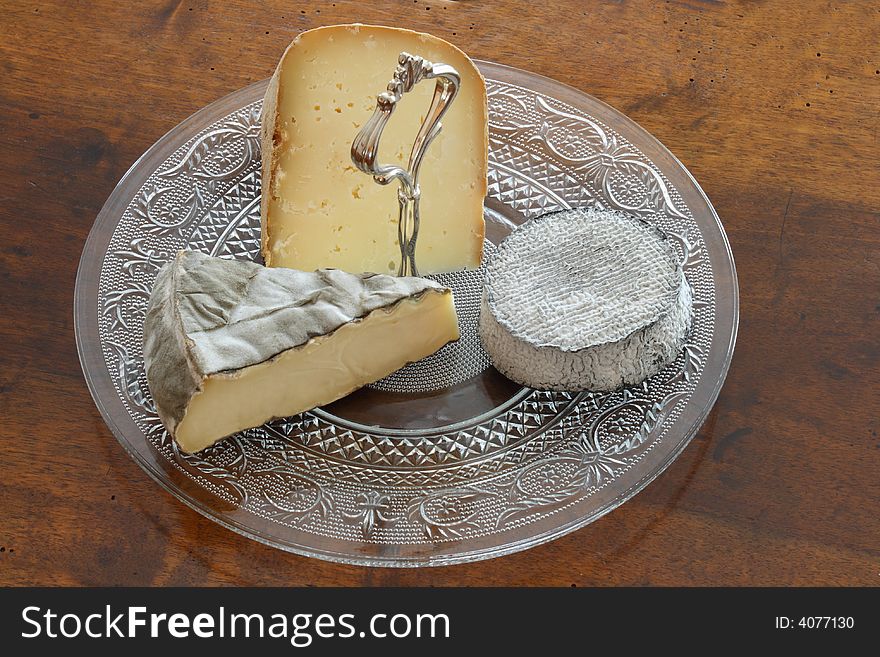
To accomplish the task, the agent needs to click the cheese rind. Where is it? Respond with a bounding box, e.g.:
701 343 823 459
261 24 487 274
479 208 693 391
143 251 458 452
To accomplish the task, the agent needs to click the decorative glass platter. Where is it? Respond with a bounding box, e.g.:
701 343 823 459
75 61 738 567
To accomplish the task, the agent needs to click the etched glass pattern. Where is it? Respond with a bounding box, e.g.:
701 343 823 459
77 65 737 566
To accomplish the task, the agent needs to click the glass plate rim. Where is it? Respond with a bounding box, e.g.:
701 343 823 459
74 61 739 567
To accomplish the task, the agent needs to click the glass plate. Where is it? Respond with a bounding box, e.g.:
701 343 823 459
75 61 738 567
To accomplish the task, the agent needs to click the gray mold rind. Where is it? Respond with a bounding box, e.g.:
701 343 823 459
479 208 693 391
143 250 450 437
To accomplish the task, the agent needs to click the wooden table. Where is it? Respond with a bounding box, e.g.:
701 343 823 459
1 0 877 586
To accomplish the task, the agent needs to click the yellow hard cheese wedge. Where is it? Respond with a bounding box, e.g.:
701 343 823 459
143 251 459 453
261 24 488 274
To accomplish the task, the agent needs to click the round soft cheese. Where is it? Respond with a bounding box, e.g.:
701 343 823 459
479 208 692 391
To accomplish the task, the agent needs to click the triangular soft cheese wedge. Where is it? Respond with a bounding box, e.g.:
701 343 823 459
144 250 458 453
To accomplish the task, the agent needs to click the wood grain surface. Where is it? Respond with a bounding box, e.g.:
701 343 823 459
1 0 877 586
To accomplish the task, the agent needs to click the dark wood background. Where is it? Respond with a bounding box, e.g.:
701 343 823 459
1 0 877 586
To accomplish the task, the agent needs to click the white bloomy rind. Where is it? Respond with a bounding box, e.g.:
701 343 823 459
143 250 457 452
479 208 693 391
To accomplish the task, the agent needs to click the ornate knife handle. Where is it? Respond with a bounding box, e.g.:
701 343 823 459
351 52 461 276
